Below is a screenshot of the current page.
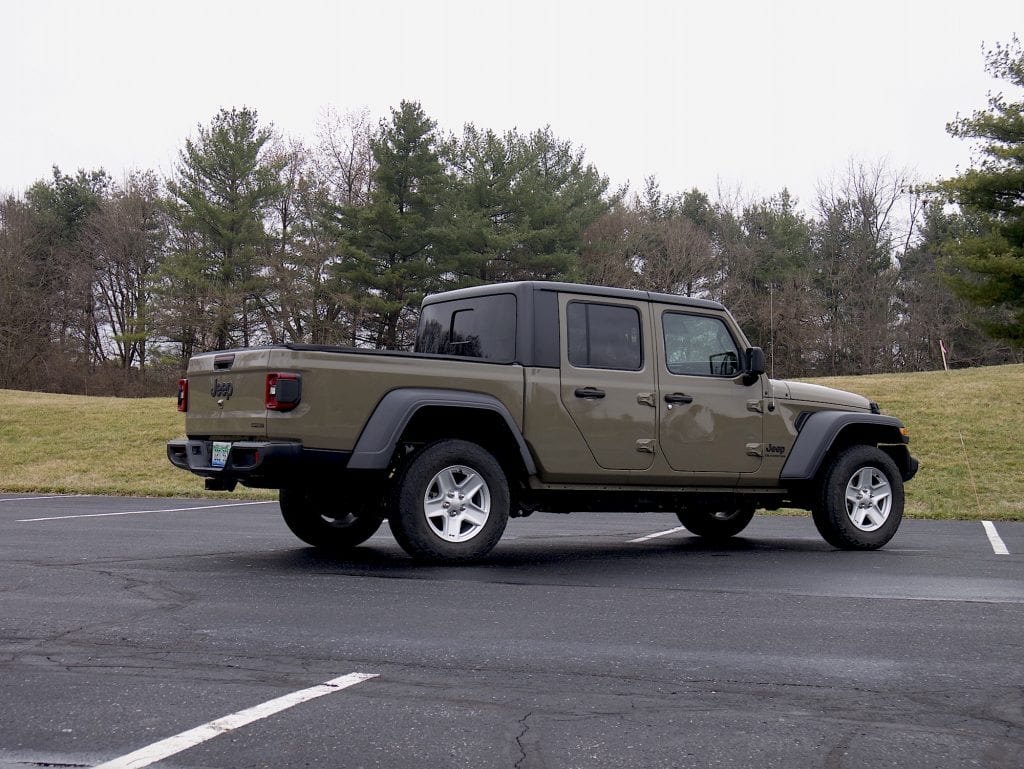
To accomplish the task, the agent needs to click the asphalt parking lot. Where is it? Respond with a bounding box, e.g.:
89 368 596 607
1 494 1022 768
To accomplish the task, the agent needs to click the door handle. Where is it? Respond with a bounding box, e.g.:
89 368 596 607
664 392 694 404
574 387 606 399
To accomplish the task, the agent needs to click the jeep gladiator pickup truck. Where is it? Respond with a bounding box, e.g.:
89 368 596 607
168 281 918 562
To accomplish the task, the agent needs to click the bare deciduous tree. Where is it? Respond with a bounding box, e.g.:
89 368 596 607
316 106 374 208
82 171 166 370
580 185 714 297
261 140 358 346
0 197 50 388
813 160 920 374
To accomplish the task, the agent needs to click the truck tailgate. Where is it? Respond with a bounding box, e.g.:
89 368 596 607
184 349 272 439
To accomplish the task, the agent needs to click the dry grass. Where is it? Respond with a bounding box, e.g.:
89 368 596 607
0 390 269 498
1 364 1021 518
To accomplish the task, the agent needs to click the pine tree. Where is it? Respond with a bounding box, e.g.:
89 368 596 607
333 101 447 349
23 167 111 371
940 37 1024 344
161 107 282 353
441 126 611 285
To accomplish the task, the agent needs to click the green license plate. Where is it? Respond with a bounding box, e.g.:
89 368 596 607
211 441 231 468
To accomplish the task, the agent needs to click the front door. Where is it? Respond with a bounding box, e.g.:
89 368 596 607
558 294 658 471
655 306 763 478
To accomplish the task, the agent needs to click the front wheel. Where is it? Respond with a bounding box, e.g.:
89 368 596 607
388 440 510 563
676 504 755 540
812 446 904 550
280 486 384 551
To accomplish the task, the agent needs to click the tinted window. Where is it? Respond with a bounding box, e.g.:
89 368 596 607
567 302 642 370
415 294 516 362
662 312 741 376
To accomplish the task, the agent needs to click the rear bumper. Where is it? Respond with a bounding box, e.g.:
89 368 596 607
166 439 348 489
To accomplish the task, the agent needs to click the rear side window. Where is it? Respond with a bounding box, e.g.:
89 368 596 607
662 312 741 376
416 294 517 362
567 302 642 370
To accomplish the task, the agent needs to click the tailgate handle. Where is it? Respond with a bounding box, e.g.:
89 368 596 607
214 354 235 370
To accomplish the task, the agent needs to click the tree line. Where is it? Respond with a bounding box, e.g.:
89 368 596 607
2 41 1022 396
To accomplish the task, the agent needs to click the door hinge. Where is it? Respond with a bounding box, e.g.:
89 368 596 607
636 439 656 454
746 399 764 413
636 392 656 407
746 443 763 457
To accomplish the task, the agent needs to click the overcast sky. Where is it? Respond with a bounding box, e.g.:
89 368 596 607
2 0 1022 208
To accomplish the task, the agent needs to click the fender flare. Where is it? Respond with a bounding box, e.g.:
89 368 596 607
346 388 537 475
780 411 907 481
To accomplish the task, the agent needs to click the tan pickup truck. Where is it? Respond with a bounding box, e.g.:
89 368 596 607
168 281 918 562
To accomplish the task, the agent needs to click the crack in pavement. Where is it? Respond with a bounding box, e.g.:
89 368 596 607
513 711 534 769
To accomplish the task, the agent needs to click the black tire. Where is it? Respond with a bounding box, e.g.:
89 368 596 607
812 445 904 550
676 503 755 540
279 486 384 551
387 439 510 563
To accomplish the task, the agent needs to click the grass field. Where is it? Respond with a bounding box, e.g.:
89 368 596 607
1 363 1021 519
0 390 237 499
804 364 1023 520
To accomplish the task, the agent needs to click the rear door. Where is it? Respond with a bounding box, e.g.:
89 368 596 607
558 293 658 470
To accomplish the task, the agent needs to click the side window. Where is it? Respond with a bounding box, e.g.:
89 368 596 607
662 312 741 377
567 302 643 371
415 294 517 361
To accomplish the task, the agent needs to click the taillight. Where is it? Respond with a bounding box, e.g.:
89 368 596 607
177 379 189 412
265 372 301 411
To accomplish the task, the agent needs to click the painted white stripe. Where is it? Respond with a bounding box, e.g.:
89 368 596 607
17 500 275 523
982 520 1010 555
628 525 687 543
92 672 377 769
0 494 94 503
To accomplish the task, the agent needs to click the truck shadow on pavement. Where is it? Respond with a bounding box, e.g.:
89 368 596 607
239 534 850 580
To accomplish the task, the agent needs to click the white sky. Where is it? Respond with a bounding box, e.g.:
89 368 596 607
2 0 1022 209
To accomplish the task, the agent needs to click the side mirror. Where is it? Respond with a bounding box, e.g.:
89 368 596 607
744 347 766 384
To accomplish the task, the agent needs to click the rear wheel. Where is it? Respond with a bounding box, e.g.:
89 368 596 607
812 445 904 550
676 503 755 540
279 486 384 551
388 439 509 563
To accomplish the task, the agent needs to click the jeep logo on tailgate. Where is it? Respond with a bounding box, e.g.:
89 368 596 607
210 379 234 399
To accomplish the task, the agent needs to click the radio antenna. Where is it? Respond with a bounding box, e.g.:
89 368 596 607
769 283 776 380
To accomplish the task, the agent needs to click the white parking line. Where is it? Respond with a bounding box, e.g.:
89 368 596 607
17 501 275 523
982 521 1010 555
0 494 95 503
92 672 377 769
628 526 687 543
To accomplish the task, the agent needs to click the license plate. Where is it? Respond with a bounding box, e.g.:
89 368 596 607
211 441 231 468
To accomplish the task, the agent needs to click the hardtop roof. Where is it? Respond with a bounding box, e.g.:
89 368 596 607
421 281 726 311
